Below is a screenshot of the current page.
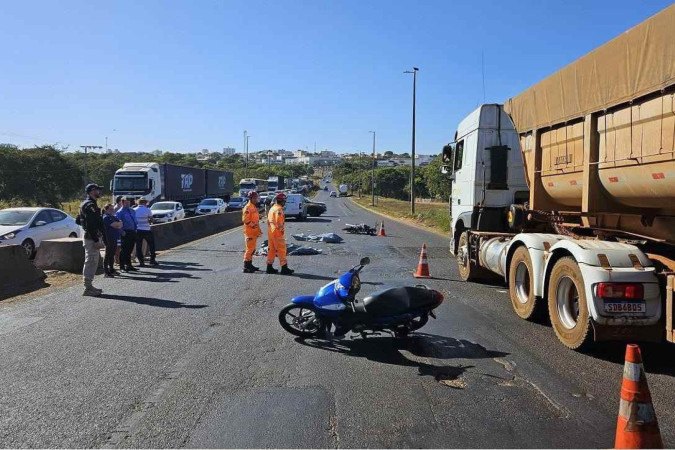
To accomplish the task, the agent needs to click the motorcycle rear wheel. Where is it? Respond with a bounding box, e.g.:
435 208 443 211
409 313 429 331
278 304 324 338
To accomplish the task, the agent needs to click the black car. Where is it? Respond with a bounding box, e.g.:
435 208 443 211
305 197 327 217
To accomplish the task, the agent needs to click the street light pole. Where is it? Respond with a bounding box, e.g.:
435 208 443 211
405 67 419 214
369 131 376 206
244 130 248 178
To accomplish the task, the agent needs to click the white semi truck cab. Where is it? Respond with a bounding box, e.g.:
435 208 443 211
111 162 162 203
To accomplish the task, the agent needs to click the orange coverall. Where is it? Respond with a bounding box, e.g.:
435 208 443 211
266 203 287 266
242 202 262 262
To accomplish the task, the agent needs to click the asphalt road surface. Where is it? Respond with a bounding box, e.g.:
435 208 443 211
1 187 674 448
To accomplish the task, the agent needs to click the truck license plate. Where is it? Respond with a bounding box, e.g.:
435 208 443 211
604 302 646 313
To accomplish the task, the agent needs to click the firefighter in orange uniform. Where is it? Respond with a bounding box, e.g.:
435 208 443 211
266 192 294 275
242 191 262 273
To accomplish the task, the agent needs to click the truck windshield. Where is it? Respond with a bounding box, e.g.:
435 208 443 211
240 183 255 190
114 176 147 191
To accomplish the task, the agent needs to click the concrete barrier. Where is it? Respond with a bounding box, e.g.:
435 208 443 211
0 244 46 292
33 238 104 274
154 212 242 251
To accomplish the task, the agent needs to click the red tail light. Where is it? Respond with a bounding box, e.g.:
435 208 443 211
431 290 444 304
597 283 644 300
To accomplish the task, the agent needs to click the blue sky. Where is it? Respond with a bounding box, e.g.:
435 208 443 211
1 0 671 155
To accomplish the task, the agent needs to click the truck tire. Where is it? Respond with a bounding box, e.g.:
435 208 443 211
508 246 539 320
547 256 592 350
457 231 485 281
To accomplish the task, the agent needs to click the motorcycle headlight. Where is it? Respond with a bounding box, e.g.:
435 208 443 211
349 275 361 296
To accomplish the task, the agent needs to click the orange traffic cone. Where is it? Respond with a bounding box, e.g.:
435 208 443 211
377 221 387 237
614 344 663 449
414 244 431 278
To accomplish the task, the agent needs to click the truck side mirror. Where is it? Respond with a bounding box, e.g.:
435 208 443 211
149 179 154 190
441 143 455 177
109 179 113 191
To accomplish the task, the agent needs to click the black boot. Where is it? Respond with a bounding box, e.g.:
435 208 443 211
266 264 278 274
280 265 294 275
243 261 256 273
250 262 260 271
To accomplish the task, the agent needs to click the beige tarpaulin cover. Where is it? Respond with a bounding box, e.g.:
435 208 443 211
504 4 675 133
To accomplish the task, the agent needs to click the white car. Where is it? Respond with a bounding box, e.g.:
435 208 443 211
329 191 338 198
0 207 81 257
283 194 308 220
151 201 185 223
195 198 227 215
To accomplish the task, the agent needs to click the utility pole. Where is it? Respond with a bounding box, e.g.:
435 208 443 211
369 131 376 206
80 145 102 188
244 130 248 178
404 67 419 214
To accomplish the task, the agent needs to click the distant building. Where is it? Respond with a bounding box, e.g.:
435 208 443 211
222 147 236 155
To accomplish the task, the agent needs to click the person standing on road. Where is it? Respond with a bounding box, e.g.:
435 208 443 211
116 196 138 272
78 183 106 296
242 191 262 273
113 195 123 267
266 192 294 275
133 199 157 267
102 204 122 277
113 195 123 213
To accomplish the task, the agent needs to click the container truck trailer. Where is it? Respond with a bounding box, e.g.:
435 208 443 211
111 163 233 213
441 5 675 349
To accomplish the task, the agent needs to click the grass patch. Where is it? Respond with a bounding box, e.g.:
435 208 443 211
351 195 451 234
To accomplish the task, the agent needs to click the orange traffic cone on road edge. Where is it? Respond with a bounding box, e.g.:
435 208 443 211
414 244 431 279
614 344 663 449
377 221 387 237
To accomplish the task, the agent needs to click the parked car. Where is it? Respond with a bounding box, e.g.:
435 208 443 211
0 207 81 257
329 191 338 198
226 197 247 211
305 197 327 217
195 198 227 215
150 201 185 223
283 194 308 220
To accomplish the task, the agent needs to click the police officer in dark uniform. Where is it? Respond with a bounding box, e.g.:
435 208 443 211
79 183 106 296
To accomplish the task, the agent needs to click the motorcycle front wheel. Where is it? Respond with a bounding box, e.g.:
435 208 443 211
278 304 324 338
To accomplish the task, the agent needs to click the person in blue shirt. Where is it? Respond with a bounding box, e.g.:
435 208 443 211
102 204 123 277
115 196 138 272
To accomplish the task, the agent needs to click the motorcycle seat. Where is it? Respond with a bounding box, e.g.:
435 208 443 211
353 286 437 316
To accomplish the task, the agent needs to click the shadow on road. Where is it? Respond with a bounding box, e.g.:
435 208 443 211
152 261 211 272
585 342 675 376
99 293 208 309
296 332 508 383
302 217 333 223
119 271 201 282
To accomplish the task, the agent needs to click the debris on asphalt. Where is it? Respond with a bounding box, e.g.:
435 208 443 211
255 240 323 256
292 232 343 243
342 223 377 235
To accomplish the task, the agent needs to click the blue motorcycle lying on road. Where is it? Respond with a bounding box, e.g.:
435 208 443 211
278 258 444 339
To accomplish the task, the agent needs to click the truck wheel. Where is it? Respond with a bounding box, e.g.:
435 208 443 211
508 246 539 320
457 231 482 281
547 257 592 350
